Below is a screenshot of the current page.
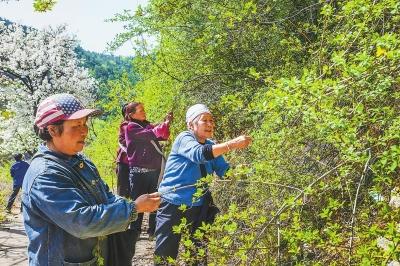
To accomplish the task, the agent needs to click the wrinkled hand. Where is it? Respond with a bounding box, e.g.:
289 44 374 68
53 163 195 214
228 135 252 150
134 192 161 213
164 112 173 123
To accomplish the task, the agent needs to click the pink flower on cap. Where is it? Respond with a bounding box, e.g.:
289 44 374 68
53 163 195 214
34 93 101 129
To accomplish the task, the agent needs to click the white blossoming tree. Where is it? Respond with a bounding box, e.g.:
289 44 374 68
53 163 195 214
0 21 97 156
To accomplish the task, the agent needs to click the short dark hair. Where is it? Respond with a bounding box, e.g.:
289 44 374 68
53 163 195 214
34 120 65 141
13 153 23 161
121 103 128 118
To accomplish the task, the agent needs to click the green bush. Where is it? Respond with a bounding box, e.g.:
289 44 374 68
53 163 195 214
0 162 12 222
87 0 400 263
84 117 121 190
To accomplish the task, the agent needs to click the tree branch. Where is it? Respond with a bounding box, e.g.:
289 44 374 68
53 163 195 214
243 161 345 265
348 148 372 264
0 68 34 93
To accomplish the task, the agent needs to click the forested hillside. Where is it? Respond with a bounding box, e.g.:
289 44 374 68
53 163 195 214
75 47 136 83
75 47 138 107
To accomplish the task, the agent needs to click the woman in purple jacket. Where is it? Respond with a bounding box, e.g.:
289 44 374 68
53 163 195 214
123 102 173 238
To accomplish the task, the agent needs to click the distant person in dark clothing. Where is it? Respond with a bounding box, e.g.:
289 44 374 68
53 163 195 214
6 153 29 213
116 103 130 198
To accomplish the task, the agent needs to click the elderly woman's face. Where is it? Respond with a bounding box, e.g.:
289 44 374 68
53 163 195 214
191 113 215 142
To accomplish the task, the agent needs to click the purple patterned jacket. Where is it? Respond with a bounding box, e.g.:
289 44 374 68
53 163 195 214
124 119 170 169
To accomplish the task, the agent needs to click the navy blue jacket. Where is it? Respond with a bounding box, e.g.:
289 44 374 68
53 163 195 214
10 160 29 187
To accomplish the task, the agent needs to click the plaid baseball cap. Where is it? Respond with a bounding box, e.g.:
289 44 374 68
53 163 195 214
34 93 101 129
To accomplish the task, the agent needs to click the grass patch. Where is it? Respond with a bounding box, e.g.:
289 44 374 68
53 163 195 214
0 162 12 223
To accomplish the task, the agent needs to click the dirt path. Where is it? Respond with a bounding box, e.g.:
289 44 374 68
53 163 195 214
0 211 27 266
132 213 156 266
0 207 155 266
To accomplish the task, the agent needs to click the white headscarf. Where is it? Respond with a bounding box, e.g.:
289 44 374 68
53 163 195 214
185 104 211 124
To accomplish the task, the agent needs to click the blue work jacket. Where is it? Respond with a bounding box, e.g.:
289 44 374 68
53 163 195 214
158 131 230 206
22 144 134 265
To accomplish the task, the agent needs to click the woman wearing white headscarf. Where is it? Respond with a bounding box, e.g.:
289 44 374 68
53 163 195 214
155 104 251 264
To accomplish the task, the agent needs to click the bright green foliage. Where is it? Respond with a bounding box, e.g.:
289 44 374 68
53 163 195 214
33 0 57 12
242 0 400 263
0 162 11 222
104 0 400 264
84 117 121 189
83 71 139 189
99 73 137 116
11 0 400 263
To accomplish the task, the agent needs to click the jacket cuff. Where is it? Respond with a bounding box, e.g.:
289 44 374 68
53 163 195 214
203 144 214 161
129 201 138 223
152 122 170 139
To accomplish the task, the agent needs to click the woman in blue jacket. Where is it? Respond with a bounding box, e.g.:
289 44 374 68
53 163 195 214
23 93 160 265
155 104 251 264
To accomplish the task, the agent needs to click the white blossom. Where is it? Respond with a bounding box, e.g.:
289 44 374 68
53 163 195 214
377 236 392 251
0 21 97 155
389 188 400 209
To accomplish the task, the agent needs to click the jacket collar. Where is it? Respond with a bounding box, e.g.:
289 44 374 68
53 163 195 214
131 119 150 127
38 144 83 168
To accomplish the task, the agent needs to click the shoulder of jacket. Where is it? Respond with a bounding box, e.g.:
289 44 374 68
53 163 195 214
30 155 74 178
29 156 47 170
128 121 141 126
126 122 143 130
177 131 195 140
172 131 199 152
24 157 48 192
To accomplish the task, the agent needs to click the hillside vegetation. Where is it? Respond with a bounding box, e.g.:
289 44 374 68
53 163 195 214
88 0 399 264
1 0 400 264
